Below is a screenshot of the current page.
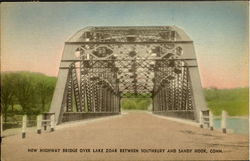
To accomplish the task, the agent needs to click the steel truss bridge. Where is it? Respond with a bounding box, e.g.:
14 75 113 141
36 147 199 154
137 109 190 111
49 26 209 125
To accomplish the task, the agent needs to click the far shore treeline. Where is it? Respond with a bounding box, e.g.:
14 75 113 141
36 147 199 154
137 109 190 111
1 72 249 122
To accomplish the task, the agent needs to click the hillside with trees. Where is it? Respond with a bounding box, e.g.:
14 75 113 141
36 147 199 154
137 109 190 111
204 88 249 116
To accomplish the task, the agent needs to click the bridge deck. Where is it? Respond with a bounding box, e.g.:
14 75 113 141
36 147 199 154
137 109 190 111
2 111 248 161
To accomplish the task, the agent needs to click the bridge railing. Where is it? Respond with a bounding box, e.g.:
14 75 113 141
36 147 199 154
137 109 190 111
200 110 233 134
1 115 36 138
1 113 56 139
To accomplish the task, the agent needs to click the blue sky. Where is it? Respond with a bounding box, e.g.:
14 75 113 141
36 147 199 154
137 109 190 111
1 2 249 88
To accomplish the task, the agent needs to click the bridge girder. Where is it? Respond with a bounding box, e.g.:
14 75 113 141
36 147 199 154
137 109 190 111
49 26 208 124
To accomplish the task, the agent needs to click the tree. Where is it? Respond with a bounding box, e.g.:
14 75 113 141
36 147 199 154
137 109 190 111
1 71 57 118
14 72 37 115
1 73 17 122
36 76 56 112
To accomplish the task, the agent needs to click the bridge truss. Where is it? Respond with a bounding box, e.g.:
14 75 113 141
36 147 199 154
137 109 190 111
50 26 208 124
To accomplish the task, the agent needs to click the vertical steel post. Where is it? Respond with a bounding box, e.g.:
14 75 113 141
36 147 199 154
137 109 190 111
102 87 107 112
209 111 214 131
221 110 227 133
108 89 111 112
199 111 203 128
110 92 114 112
37 115 42 134
22 115 27 139
50 114 55 132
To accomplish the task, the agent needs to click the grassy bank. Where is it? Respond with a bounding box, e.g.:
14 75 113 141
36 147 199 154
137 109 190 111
204 88 249 116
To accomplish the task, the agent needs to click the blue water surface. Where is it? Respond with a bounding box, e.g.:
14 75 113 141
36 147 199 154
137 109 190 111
213 118 249 134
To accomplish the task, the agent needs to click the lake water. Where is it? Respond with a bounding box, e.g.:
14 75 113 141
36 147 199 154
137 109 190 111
213 118 249 134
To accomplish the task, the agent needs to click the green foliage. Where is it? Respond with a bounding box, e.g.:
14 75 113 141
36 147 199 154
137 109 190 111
1 72 17 121
35 75 57 112
14 72 38 114
1 71 57 121
121 97 152 110
204 88 249 116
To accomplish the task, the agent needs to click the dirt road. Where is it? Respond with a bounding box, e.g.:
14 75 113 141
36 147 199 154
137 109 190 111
1 111 249 161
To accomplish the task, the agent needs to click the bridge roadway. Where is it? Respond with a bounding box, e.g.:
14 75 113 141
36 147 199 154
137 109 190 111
2 111 248 161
